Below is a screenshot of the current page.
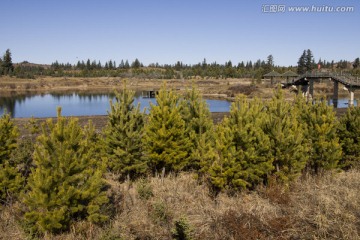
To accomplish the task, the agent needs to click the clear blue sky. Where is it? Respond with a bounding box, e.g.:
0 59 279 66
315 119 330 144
1 0 359 66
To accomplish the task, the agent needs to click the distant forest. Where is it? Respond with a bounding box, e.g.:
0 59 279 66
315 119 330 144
1 48 360 79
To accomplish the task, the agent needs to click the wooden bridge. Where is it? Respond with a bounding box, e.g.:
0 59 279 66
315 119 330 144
282 71 360 107
142 90 158 98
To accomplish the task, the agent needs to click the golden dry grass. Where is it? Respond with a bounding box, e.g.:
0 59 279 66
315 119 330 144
1 75 359 101
0 76 285 99
2 169 359 239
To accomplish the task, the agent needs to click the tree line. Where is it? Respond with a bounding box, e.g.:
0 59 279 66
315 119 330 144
0 84 359 236
1 49 359 79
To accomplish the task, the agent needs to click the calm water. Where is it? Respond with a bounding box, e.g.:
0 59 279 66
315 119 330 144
0 92 232 118
0 92 356 118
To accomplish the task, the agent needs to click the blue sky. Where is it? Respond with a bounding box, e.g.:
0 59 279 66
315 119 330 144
1 0 359 66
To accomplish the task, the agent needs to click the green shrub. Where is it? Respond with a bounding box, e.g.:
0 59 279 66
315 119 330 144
23 108 109 235
264 89 308 183
337 106 360 169
0 114 23 204
172 217 193 240
151 201 172 225
144 84 190 173
104 84 146 180
180 85 216 174
297 98 342 173
136 179 154 200
209 96 273 192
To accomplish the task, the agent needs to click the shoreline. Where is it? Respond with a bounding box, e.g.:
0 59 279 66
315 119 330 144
1 76 358 99
13 109 349 137
13 113 230 136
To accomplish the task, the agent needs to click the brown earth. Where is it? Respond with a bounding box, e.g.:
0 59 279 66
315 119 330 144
14 109 350 138
13 112 230 136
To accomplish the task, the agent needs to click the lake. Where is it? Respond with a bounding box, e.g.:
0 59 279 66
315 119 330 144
0 92 232 118
0 92 356 118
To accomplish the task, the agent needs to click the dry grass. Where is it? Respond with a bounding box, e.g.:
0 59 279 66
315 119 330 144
289 171 360 239
1 170 359 239
0 76 278 99
0 203 26 240
1 76 359 101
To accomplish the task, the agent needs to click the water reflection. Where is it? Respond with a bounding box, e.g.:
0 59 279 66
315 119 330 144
0 91 356 118
328 99 357 108
0 94 28 116
0 92 231 118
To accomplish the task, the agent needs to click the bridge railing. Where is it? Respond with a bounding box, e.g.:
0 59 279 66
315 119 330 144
296 71 360 86
331 73 360 85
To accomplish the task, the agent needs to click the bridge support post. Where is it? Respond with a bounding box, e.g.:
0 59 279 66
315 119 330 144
297 85 301 95
349 89 355 107
309 79 314 99
333 81 338 108
302 85 308 97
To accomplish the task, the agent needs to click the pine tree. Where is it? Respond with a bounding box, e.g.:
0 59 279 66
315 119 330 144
209 96 273 191
180 85 216 173
23 108 108 234
108 60 113 69
297 50 306 74
119 60 125 69
305 49 314 72
337 106 360 169
208 118 237 192
10 135 35 180
264 54 274 73
2 49 14 75
353 57 360 69
86 59 91 70
131 58 141 69
264 89 308 183
91 60 97 70
104 84 146 180
76 61 82 69
124 60 130 69
298 99 342 174
0 114 23 204
0 114 18 163
143 84 190 173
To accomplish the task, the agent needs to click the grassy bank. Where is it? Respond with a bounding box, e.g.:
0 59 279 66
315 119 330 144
1 76 356 100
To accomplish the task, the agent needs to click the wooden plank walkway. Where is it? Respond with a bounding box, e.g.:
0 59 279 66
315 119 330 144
292 72 360 88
